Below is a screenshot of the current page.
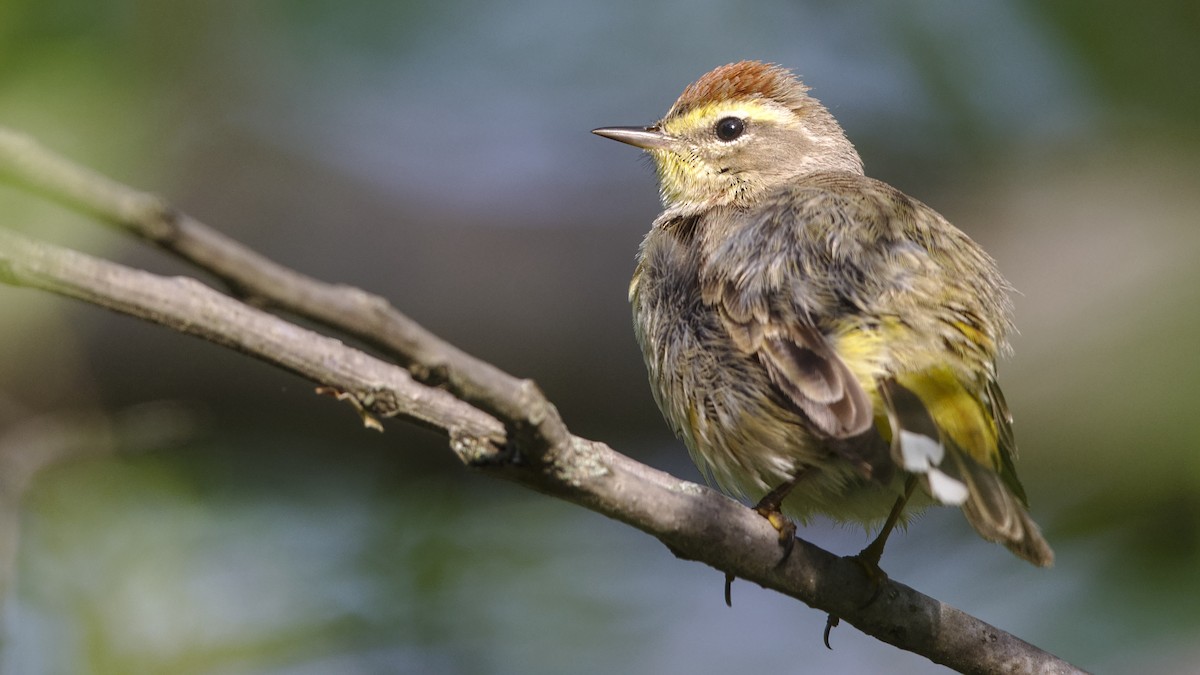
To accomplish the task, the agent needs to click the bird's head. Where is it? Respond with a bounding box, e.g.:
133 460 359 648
595 61 863 212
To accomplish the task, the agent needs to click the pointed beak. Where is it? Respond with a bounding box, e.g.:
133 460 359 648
592 126 673 150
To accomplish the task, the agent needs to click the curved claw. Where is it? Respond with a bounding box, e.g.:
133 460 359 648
823 615 840 649
752 475 804 563
724 476 805 607
825 532 896 648
754 502 797 565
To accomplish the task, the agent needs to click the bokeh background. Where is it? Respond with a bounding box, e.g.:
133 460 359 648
2 1 1198 673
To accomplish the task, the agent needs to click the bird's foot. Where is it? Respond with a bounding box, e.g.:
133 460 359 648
724 485 800 607
752 480 801 564
824 541 891 648
754 499 797 563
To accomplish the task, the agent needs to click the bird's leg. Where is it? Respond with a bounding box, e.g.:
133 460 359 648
724 470 808 607
824 474 919 647
854 473 918 575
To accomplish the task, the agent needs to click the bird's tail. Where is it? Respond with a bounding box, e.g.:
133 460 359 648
880 373 1054 567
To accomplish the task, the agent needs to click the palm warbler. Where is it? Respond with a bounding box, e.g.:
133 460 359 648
594 61 1053 568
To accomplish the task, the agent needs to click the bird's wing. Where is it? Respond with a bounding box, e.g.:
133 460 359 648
713 278 874 440
697 182 890 442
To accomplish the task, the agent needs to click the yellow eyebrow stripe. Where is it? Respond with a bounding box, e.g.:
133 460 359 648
661 99 795 137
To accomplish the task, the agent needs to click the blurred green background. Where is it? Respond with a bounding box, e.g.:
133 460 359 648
2 1 1198 673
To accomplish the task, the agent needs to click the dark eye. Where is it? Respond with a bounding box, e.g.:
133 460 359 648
715 116 745 141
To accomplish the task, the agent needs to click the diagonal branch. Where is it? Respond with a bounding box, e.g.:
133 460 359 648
0 229 504 456
0 127 1086 674
0 127 568 460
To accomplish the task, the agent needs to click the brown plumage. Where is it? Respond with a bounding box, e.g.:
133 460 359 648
595 61 1053 568
669 62 814 118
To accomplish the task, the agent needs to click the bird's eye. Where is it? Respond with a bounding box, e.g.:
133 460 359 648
715 117 745 142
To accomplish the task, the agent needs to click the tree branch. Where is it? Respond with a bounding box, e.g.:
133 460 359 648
0 127 568 459
0 127 1086 674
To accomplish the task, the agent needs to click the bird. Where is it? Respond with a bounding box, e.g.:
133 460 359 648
593 61 1054 574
